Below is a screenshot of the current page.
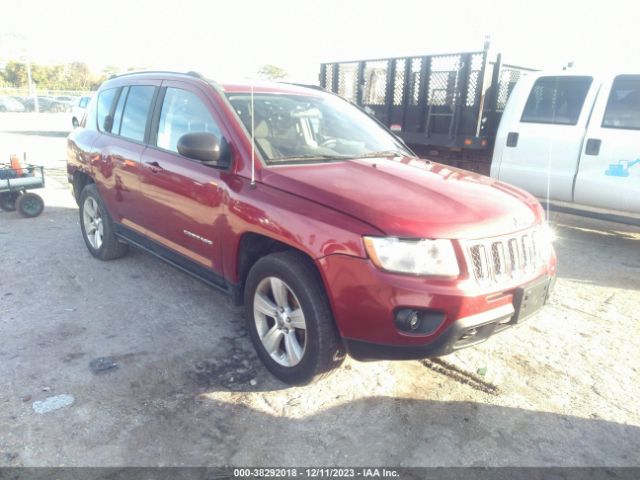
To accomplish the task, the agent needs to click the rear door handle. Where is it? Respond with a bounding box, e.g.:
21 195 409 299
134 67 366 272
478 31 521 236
144 160 163 172
506 132 519 147
585 138 601 156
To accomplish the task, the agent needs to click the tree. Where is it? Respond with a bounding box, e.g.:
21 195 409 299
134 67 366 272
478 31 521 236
0 60 114 91
257 64 287 80
3 61 28 87
63 62 92 90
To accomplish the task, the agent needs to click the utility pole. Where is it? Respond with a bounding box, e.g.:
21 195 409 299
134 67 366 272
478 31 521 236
25 57 39 113
2 32 39 112
483 34 491 52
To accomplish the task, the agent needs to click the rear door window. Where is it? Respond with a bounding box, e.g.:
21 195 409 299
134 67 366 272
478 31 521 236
602 75 640 130
119 86 155 142
521 76 593 125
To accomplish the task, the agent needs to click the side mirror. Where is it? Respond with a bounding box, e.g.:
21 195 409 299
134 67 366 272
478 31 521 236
177 132 229 167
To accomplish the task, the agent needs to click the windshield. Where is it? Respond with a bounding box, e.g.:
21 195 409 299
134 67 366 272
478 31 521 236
225 92 411 164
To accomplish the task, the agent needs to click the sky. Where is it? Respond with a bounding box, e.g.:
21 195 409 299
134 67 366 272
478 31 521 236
2 0 639 83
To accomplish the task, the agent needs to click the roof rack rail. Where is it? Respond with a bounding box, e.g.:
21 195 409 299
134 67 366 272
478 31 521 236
108 70 207 80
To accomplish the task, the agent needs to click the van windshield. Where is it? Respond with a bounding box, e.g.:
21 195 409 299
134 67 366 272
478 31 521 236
225 92 411 164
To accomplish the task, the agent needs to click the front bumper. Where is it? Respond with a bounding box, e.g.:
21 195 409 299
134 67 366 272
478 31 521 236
317 254 556 361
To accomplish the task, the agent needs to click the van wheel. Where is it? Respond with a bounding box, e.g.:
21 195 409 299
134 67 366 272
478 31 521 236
244 251 345 385
79 184 128 260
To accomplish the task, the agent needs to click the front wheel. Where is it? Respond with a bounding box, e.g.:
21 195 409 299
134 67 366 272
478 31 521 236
244 251 344 385
79 184 128 260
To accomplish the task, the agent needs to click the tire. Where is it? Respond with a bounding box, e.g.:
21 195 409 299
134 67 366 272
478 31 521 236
79 184 128 260
0 192 19 211
16 193 44 217
244 251 345 385
72 117 79 128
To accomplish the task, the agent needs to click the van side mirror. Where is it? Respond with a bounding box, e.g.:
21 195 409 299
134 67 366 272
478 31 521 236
177 132 229 168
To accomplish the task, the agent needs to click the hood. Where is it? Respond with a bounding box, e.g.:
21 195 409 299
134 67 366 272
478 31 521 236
261 156 544 239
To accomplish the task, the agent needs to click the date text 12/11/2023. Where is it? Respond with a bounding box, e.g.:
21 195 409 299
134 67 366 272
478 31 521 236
233 468 401 478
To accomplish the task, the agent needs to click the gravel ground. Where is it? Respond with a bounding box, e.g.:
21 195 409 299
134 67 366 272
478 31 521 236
0 113 639 467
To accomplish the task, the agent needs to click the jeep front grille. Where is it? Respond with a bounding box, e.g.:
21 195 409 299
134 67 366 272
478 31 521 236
466 227 546 285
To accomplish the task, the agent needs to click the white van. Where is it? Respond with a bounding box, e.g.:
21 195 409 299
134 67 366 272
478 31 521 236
491 72 640 224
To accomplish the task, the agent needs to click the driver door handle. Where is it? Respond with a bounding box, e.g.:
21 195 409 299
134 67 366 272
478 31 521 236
585 138 601 156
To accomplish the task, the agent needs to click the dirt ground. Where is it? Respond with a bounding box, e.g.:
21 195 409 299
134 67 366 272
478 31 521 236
0 113 639 467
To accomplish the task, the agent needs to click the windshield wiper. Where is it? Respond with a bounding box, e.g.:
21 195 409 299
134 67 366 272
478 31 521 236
272 154 351 162
358 150 407 158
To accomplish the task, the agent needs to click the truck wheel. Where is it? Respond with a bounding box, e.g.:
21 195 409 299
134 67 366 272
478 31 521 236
0 192 19 211
244 251 345 385
72 117 79 128
79 184 128 260
16 193 44 217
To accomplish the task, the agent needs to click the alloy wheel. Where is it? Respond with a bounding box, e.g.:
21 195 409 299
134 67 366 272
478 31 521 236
83 197 104 250
253 276 308 367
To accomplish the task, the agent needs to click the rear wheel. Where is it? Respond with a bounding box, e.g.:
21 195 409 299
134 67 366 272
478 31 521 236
244 251 344 385
79 184 128 260
0 192 19 211
72 117 79 128
16 193 44 217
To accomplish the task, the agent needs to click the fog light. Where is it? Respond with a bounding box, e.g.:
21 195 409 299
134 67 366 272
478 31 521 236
395 309 445 334
407 312 420 330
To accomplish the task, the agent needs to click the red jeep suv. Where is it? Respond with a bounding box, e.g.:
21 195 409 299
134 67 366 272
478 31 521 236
66 71 557 384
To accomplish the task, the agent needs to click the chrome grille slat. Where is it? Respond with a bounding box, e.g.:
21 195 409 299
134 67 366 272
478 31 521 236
466 227 544 286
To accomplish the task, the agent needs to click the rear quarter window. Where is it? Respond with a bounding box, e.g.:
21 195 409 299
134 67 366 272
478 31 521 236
96 88 118 132
521 76 593 125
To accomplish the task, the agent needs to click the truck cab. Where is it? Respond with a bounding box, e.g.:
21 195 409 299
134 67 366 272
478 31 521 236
491 72 640 223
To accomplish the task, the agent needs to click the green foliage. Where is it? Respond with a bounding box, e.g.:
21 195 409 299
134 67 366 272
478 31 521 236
4 61 28 87
257 64 288 80
1 60 108 90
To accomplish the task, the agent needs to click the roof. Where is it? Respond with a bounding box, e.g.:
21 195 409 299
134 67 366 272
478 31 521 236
103 70 326 96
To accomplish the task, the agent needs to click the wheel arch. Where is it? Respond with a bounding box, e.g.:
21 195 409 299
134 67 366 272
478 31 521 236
233 232 327 307
72 170 94 205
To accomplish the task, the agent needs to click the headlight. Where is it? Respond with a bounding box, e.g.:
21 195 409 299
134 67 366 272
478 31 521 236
363 237 460 277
